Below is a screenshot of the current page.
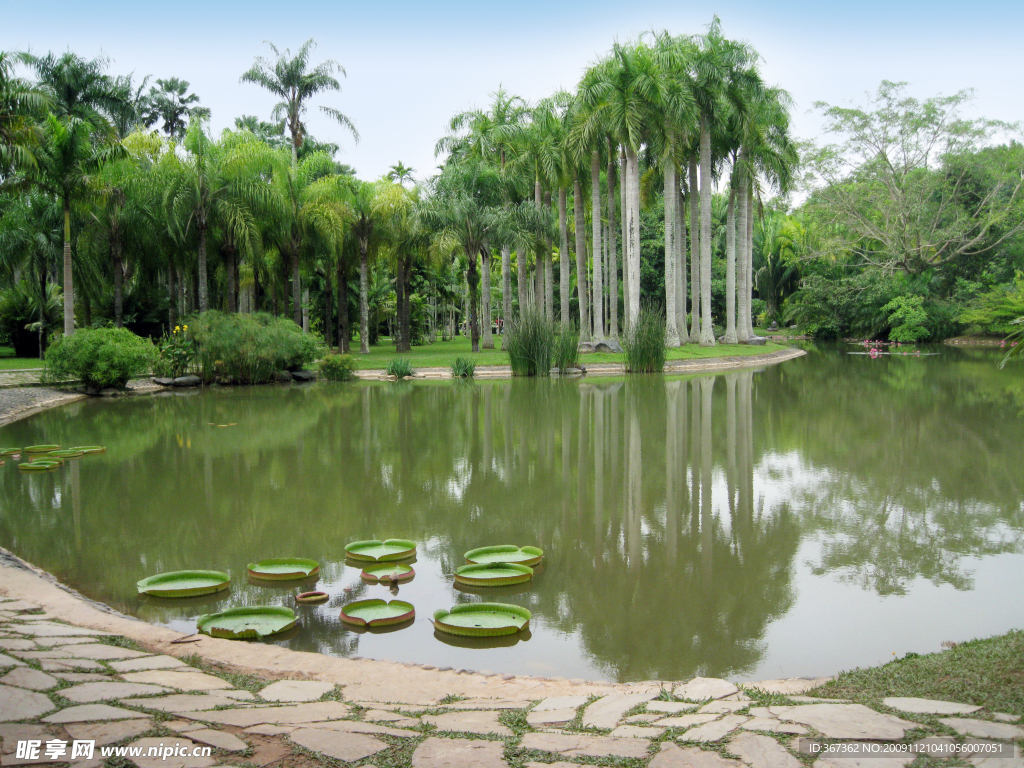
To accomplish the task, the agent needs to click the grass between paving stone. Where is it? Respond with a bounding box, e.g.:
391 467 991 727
809 629 1024 715
179 652 276 694
97 635 145 651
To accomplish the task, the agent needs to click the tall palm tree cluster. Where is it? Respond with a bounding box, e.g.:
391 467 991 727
1 22 797 359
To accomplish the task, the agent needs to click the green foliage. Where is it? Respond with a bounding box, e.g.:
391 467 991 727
43 327 157 388
623 305 667 373
505 310 555 376
385 357 414 378
154 323 196 378
186 311 323 384
0 281 62 359
319 353 356 381
552 325 580 372
882 295 930 342
958 273 1024 335
450 356 476 378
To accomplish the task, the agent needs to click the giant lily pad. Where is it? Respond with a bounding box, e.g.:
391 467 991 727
464 545 543 566
197 606 297 639
247 557 320 580
0 448 21 457
360 563 416 584
71 446 106 454
137 570 231 598
454 563 534 587
49 449 84 459
24 444 60 454
432 602 531 637
344 539 416 562
340 598 415 627
18 458 62 472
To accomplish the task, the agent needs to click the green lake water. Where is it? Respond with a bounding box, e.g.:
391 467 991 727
1 344 1022 682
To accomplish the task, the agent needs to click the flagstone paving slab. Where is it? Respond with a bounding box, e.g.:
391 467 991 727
676 678 740 701
0 667 57 691
49 672 107 683
527 708 577 726
524 763 602 768
728 731 802 768
0 640 34 652
811 746 917 768
244 724 294 736
582 693 655 729
446 698 533 710
5 624 109 638
0 725 49 754
257 679 334 702
746 678 832 695
882 697 982 715
8 651 70 661
64 719 154 746
38 660 104 672
411 736 507 768
769 704 916 740
41 704 149 723
184 729 249 752
680 715 749 742
0 684 55 722
609 725 665 738
700 700 751 714
938 718 1024 740
52 643 150 660
176 701 352 727
121 669 234 691
423 710 511 735
0 653 26 667
289 728 386 763
166 720 205 733
363 709 420 727
649 701 701 714
519 732 651 759
305 720 421 738
741 718 809 734
109 655 187 673
656 713 721 728
219 690 256 701
121 693 246 712
649 742 744 768
991 714 1020 723
124 736 216 768
60 681 172 703
533 696 588 712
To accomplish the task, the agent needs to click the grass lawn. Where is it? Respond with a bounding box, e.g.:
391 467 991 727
0 347 44 370
338 336 792 370
812 629 1024 715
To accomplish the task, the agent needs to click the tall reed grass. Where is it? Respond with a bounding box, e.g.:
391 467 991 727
623 305 667 373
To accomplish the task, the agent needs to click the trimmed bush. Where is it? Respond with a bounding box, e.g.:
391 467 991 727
623 305 667 373
319 353 357 381
386 357 414 378
451 356 476 378
185 311 323 385
44 327 157 389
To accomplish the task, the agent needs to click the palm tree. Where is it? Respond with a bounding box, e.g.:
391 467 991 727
144 77 200 139
755 214 802 321
387 162 415 186
346 179 380 353
0 51 50 175
240 38 358 169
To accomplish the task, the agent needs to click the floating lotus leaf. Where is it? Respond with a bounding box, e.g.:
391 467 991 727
71 446 106 454
247 557 320 580
49 449 84 459
197 606 297 639
18 458 63 472
0 448 21 457
295 590 329 604
432 602 531 637
360 563 416 584
137 570 231 598
344 539 416 562
340 598 415 627
454 563 534 587
24 444 60 454
464 544 543 566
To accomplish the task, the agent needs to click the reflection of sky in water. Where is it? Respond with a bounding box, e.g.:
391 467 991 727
1 345 1022 683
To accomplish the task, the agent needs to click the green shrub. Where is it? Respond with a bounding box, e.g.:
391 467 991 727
882 295 930 342
319 353 357 381
451 356 476 378
959 273 1024 336
623 305 667 373
154 324 196 377
505 309 554 376
186 311 323 384
552 325 580 372
386 357 414 378
44 327 157 388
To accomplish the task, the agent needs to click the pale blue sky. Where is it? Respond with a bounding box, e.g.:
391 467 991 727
2 0 1020 181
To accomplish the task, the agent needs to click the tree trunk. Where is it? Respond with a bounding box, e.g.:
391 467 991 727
516 247 528 317
501 244 511 329
113 245 124 329
198 226 209 314
574 176 590 340
168 259 178 330
607 147 619 338
590 150 603 340
302 288 309 332
625 144 641 329
619 145 629 329
699 119 715 346
63 201 74 336
481 250 494 349
323 267 333 348
664 157 680 347
543 190 553 322
359 241 369 353
402 258 413 350
558 187 569 327
737 158 751 342
290 250 301 327
395 255 407 351
338 260 349 353
688 155 701 341
225 246 237 313
676 180 688 342
724 184 738 344
745 181 755 339
467 250 480 353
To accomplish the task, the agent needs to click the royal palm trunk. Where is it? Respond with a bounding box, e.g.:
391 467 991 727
737 165 750 342
574 176 590 339
698 119 715 346
481 251 493 349
664 158 679 347
688 156 701 342
607 149 619 338
358 241 369 354
558 187 569 327
625 145 641 329
63 202 74 336
590 151 603 339
723 186 738 344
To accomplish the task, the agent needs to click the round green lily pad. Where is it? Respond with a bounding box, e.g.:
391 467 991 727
360 563 416 584
432 602 531 637
18 458 62 472
71 446 106 454
344 539 416 562
0 448 21 457
340 598 415 627
49 449 84 459
247 558 320 580
197 606 297 639
137 570 231 598
296 590 329 604
24 444 60 454
454 563 534 587
464 545 544 567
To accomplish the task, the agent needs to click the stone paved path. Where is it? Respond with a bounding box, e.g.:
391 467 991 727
0 596 1020 767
